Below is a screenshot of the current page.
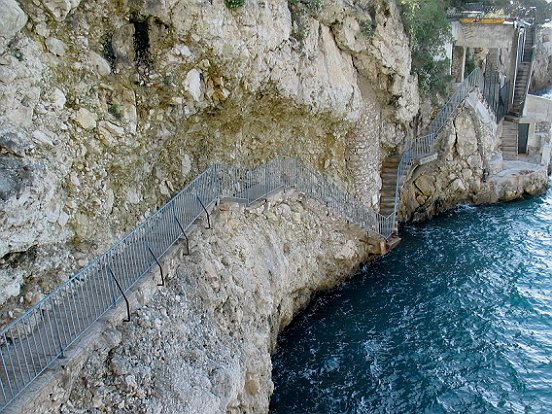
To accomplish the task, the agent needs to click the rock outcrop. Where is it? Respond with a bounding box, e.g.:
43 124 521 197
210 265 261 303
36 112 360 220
531 25 552 92
0 0 417 311
35 194 377 414
399 95 550 222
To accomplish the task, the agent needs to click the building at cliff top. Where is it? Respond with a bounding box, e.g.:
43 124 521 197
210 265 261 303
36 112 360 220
446 4 551 170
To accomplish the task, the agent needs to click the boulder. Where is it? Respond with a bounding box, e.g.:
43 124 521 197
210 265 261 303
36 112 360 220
414 175 435 196
0 0 27 53
45 37 66 57
76 108 97 130
88 51 111 77
0 156 31 202
184 69 203 101
40 0 82 21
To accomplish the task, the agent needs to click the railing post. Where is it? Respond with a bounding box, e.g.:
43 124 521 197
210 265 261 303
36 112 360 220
146 244 166 286
107 266 131 322
49 310 65 359
196 194 211 229
173 210 190 255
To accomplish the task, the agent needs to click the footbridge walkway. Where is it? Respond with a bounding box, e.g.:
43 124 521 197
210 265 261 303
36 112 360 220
0 69 486 412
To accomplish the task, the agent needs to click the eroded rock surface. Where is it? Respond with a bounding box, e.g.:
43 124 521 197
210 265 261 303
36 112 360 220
40 196 378 414
0 0 416 311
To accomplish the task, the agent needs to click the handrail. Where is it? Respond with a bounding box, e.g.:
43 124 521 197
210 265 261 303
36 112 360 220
386 68 485 222
447 2 537 20
512 28 525 107
519 26 537 116
0 157 392 412
0 66 499 412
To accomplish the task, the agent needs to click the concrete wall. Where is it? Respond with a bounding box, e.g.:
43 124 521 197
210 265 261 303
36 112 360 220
521 94 552 164
453 21 516 49
523 94 552 120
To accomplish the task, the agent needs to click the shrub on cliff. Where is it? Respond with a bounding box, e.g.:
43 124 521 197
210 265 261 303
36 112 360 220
287 0 323 41
398 0 452 97
225 0 245 9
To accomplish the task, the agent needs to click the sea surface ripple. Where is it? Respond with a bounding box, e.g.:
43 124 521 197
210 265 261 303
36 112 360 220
271 181 552 414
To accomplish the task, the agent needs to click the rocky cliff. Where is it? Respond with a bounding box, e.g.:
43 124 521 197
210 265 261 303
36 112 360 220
36 194 376 414
0 0 418 313
2 0 551 413
531 25 552 92
400 95 549 222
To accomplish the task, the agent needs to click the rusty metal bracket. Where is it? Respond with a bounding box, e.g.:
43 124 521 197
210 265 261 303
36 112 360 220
196 195 211 229
107 266 130 322
146 244 165 286
173 212 190 255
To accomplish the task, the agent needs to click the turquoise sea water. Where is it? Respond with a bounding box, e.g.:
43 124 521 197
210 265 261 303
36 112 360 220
271 181 552 413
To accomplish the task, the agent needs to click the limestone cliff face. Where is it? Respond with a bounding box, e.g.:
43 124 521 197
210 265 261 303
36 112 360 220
531 25 552 92
2 1 551 413
42 195 376 414
0 0 419 310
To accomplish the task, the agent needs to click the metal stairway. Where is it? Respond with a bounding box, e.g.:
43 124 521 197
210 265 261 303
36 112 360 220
378 68 485 233
500 25 536 160
511 62 532 116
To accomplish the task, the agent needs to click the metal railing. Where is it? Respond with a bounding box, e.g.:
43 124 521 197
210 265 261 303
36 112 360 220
519 26 537 116
0 64 498 412
0 158 395 412
447 3 501 19
387 68 485 220
447 2 537 19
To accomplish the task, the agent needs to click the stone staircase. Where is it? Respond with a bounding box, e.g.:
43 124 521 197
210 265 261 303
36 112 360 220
523 25 536 61
500 116 519 160
377 69 486 229
379 154 401 216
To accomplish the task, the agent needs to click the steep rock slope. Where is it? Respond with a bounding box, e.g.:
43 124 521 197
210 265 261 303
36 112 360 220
40 195 377 414
0 0 418 311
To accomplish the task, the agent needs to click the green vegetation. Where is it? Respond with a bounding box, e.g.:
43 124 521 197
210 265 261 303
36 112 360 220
288 0 323 41
398 0 550 97
225 0 246 9
398 0 452 96
162 75 172 87
360 20 376 37
109 104 123 120
464 52 476 76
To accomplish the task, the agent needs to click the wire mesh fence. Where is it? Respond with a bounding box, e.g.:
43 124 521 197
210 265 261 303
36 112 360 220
0 158 392 412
